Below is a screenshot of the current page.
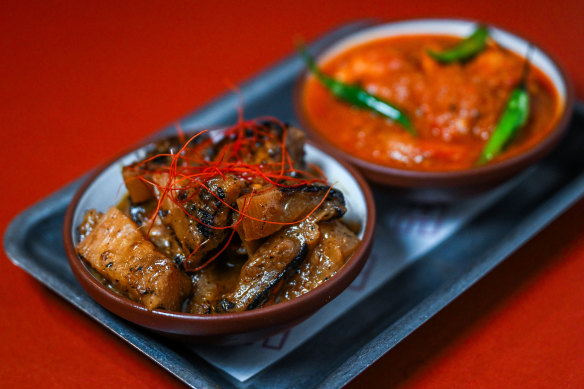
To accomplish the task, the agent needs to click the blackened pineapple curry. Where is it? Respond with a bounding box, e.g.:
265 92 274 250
76 120 360 313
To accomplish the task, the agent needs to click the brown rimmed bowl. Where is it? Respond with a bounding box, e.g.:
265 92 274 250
295 19 574 202
63 130 376 345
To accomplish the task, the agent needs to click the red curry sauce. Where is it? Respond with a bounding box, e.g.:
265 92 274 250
302 35 560 171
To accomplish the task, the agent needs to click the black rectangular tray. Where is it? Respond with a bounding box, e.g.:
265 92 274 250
4 21 584 388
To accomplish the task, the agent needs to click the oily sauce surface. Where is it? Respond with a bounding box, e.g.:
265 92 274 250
302 35 560 171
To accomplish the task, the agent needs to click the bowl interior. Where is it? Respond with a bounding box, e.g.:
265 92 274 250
316 19 567 111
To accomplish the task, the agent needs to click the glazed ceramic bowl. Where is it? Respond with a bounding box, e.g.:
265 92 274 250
63 130 375 345
296 19 573 202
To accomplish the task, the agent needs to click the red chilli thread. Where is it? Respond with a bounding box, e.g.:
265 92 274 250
136 119 332 271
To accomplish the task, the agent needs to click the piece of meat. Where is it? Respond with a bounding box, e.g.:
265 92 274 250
122 198 188 266
76 207 191 311
122 133 215 204
122 167 155 204
218 219 321 312
282 126 306 169
239 236 265 257
242 124 306 169
121 136 185 204
186 255 245 314
277 219 360 301
138 212 188 266
151 173 246 270
78 209 101 241
187 269 224 314
236 184 346 241
212 122 306 170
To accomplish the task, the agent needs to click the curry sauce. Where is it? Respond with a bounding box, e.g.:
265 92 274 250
302 35 560 171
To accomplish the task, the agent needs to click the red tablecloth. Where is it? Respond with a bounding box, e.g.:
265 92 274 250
1 1 583 387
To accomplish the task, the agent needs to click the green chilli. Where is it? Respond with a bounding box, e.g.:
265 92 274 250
477 87 530 165
477 50 532 165
427 25 489 63
298 43 416 136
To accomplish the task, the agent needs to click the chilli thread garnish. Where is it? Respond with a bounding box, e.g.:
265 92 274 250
126 117 332 271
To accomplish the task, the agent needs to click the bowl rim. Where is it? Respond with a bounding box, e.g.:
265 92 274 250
294 18 575 188
63 128 376 335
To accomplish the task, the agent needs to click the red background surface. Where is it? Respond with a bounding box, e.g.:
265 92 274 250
1 1 583 387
